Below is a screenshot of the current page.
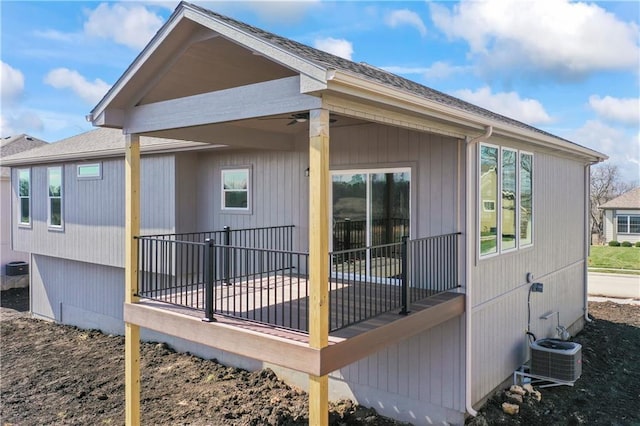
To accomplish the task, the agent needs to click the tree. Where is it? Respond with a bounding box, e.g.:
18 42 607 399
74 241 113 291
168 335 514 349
590 163 636 242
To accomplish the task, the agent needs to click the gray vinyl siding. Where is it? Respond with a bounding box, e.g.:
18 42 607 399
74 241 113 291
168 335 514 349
12 156 177 267
30 254 125 334
192 140 309 250
470 148 589 403
187 123 462 251
334 315 465 416
175 152 198 234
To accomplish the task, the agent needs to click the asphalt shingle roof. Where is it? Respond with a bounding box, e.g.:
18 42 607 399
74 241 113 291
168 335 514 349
1 128 212 166
0 134 47 158
186 1 581 147
600 187 640 209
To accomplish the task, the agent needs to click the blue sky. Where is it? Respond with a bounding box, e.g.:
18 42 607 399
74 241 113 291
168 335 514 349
1 1 639 183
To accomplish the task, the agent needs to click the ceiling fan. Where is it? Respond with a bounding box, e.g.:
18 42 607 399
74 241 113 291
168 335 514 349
260 112 337 126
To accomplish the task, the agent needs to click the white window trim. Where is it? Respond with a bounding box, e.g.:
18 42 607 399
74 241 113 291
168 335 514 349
617 214 640 234
478 144 534 259
47 166 64 230
17 168 31 227
221 167 251 213
77 162 102 180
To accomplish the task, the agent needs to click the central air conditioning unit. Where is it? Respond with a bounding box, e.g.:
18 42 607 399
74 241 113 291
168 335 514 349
530 338 582 382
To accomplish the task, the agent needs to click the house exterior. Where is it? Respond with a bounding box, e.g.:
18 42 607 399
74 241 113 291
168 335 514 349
599 187 640 244
4 2 606 424
0 134 47 289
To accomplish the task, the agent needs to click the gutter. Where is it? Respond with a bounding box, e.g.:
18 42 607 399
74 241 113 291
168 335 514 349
464 125 493 417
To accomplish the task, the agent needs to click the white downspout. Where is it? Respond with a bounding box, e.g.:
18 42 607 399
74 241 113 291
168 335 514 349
583 160 601 323
464 125 492 417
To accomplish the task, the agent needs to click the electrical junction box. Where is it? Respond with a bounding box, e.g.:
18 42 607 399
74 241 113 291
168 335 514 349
530 338 582 382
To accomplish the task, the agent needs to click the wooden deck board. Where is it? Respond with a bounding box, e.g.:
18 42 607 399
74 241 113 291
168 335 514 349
128 286 465 375
141 275 443 332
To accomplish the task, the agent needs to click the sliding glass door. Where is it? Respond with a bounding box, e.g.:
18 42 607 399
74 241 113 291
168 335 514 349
331 168 410 281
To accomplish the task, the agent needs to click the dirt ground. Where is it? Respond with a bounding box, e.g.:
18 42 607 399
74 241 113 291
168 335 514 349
1 288 639 426
468 300 640 426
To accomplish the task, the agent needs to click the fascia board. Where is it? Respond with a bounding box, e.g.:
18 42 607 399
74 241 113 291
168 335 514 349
327 70 607 162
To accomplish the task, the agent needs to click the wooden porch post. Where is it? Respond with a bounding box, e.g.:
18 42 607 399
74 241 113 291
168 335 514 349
125 133 141 425
308 108 330 425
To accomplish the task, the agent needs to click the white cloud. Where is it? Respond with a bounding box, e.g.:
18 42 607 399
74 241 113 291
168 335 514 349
454 87 552 125
33 29 77 43
44 68 111 105
570 120 639 184
430 0 640 79
385 9 427 37
589 95 640 126
1 61 25 106
314 37 353 60
423 61 468 80
84 3 164 50
0 111 44 138
383 61 468 80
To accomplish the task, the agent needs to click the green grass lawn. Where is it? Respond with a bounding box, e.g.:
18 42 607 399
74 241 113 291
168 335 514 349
588 245 640 273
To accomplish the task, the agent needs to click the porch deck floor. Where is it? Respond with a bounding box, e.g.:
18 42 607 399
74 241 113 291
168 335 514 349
128 288 464 376
137 275 459 343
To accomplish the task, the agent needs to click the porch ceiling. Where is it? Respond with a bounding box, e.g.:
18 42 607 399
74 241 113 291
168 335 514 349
138 34 298 106
124 293 464 376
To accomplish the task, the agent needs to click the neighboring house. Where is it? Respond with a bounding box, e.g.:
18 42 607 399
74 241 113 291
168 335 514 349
4 2 607 424
0 134 47 289
599 187 640 244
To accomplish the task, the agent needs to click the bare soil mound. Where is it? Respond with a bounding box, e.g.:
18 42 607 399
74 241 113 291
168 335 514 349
2 288 639 425
468 301 640 426
1 288 406 425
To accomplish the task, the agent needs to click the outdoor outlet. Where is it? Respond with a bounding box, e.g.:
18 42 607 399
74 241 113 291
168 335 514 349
531 282 544 293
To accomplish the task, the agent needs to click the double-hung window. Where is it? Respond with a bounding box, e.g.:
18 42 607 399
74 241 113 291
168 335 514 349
617 215 640 234
479 144 534 257
48 166 63 228
18 169 31 226
221 168 250 211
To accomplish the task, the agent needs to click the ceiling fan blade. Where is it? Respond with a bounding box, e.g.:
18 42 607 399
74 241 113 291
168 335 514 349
287 119 298 126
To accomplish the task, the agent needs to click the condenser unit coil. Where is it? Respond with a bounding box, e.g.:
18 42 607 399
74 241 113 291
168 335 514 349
530 338 582 382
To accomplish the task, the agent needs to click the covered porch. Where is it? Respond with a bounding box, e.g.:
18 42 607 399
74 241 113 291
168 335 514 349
88 3 474 423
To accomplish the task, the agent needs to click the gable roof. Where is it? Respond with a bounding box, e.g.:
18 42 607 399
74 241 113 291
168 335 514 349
184 2 563 144
90 1 606 162
0 128 216 167
599 187 640 210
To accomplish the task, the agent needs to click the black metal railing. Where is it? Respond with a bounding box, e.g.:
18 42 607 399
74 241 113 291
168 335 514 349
407 232 461 302
333 218 409 251
137 227 460 334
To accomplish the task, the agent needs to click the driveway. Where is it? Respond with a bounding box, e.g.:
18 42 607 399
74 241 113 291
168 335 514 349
588 272 640 299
